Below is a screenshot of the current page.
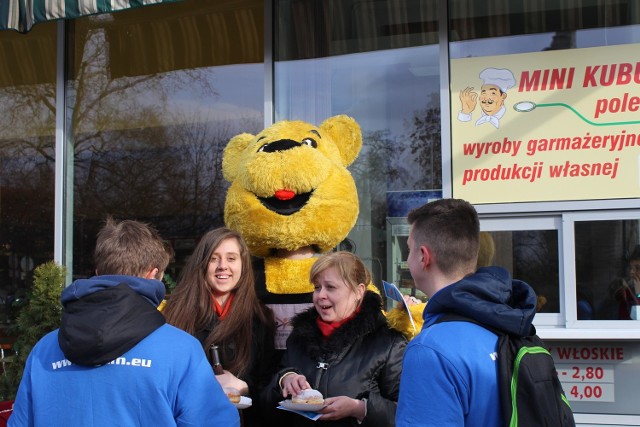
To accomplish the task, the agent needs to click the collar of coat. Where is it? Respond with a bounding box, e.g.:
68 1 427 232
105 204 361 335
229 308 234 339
288 291 386 360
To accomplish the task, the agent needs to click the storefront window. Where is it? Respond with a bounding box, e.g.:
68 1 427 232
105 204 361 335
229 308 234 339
575 219 640 320
386 218 561 315
486 229 560 313
67 0 264 280
275 0 440 281
479 216 561 319
0 22 56 325
449 0 640 328
450 0 640 58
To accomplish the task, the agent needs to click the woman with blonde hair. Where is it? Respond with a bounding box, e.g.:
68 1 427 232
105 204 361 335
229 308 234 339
262 251 406 426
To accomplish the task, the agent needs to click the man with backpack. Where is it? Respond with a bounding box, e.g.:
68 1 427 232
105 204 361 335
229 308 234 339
396 198 574 427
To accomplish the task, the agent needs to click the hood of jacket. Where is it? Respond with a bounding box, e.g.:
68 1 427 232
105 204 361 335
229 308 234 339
58 275 166 366
424 266 537 337
288 291 388 360
61 275 165 306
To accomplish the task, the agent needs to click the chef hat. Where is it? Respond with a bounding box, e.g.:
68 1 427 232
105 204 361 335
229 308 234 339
479 68 516 92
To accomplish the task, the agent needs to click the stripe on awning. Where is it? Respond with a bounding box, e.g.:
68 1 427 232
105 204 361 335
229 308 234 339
1 0 181 33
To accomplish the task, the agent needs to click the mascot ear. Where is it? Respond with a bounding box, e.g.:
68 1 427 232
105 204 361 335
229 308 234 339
223 133 255 182
319 115 362 167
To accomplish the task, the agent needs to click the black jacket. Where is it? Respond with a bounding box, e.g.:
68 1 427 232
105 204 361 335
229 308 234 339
196 312 277 427
262 291 406 427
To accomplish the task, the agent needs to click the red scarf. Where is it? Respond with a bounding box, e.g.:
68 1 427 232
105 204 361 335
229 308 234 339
212 293 234 320
316 305 361 338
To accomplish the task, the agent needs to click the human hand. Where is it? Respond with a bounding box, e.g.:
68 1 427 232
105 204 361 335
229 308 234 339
402 294 421 306
280 373 311 398
215 370 249 395
318 396 365 421
459 87 478 114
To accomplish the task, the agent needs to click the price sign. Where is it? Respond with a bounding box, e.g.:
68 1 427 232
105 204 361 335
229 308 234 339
549 344 629 404
556 364 615 402
556 364 614 383
566 383 615 402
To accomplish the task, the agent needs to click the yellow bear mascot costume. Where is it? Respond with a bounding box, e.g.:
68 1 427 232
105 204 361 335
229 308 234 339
222 115 373 351
223 115 424 351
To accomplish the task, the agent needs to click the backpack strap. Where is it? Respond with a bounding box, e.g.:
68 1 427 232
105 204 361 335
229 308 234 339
434 312 537 337
434 312 502 335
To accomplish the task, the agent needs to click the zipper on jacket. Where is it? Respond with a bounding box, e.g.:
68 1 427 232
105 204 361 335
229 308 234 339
313 356 329 389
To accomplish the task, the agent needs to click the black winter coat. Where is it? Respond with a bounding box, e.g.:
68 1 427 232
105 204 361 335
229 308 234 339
262 291 407 427
196 313 277 427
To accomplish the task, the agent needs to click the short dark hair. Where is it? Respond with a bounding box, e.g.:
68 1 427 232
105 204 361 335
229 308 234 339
407 198 479 275
94 217 172 278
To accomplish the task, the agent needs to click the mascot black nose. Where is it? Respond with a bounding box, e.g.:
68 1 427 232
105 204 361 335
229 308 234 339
258 139 299 153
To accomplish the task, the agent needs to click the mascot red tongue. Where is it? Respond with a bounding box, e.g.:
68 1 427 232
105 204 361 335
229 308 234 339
222 115 422 352
274 189 295 200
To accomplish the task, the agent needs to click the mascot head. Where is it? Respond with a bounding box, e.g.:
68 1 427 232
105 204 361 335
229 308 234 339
223 115 362 258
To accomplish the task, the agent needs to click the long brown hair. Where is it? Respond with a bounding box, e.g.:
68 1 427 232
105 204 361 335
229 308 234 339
163 227 272 376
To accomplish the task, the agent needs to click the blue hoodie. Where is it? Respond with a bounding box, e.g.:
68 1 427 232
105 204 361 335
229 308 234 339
396 267 537 427
10 275 239 427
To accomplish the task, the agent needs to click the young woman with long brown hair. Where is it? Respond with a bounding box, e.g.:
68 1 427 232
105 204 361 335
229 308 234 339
163 227 276 426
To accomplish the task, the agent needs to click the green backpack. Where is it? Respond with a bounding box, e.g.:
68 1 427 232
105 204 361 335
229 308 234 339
436 314 575 427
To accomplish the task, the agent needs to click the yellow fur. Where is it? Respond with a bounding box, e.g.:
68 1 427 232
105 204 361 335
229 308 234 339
222 115 417 341
386 303 426 340
265 257 317 294
223 115 362 258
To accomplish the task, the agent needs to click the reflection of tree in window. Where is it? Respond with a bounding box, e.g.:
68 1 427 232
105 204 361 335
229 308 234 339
68 18 262 277
353 129 403 230
71 24 220 215
512 230 559 313
0 23 57 278
406 94 442 191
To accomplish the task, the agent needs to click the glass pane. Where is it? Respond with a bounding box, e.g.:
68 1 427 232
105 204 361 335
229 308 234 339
69 0 264 281
0 22 57 325
485 230 560 313
450 0 640 58
385 225 560 312
386 220 428 307
275 0 440 283
448 0 640 207
575 219 640 320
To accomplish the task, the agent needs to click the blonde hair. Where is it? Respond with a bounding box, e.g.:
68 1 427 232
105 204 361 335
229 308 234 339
477 232 496 268
310 251 371 294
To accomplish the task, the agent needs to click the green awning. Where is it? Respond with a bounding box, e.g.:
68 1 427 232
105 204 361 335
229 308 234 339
0 0 181 33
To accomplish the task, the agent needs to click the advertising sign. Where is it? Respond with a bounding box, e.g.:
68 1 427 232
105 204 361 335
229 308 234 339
547 341 640 418
450 44 640 204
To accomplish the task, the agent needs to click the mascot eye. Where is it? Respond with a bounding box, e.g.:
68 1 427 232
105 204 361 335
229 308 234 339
302 138 317 148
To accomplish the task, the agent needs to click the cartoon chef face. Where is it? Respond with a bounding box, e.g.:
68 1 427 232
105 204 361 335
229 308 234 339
479 84 507 116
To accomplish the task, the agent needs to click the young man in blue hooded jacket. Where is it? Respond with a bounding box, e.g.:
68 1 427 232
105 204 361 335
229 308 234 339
396 199 537 427
10 218 239 427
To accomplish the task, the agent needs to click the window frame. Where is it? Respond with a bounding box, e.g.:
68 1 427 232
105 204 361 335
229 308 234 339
480 210 640 340
562 209 640 336
479 215 564 327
